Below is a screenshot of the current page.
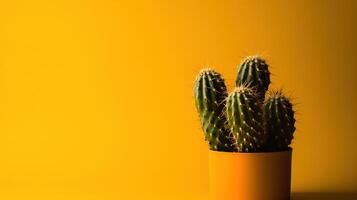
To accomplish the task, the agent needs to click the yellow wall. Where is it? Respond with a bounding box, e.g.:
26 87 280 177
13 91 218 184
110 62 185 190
0 0 357 199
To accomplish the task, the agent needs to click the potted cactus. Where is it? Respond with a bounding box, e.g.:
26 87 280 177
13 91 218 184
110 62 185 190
194 56 296 200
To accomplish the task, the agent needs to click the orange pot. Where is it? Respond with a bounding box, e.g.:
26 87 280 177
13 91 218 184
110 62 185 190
209 148 292 200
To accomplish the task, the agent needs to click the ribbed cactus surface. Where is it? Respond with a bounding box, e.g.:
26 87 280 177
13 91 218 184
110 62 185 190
226 86 266 152
264 91 296 151
236 56 270 101
194 69 235 151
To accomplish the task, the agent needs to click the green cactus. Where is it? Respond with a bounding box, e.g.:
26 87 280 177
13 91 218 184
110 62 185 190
226 85 267 152
236 56 270 101
193 69 235 151
194 56 296 152
264 90 296 151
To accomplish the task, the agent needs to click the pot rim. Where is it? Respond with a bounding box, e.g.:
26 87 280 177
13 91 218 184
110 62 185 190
209 147 292 155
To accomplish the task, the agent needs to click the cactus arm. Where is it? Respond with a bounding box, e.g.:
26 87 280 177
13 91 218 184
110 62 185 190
193 69 235 152
264 90 296 151
236 56 271 101
226 86 266 152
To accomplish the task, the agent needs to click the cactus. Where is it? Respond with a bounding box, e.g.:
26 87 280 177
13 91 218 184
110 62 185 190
236 56 270 101
264 90 296 151
194 56 296 152
226 86 267 152
193 69 235 151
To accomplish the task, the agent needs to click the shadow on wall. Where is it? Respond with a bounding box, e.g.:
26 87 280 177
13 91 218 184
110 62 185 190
292 192 357 200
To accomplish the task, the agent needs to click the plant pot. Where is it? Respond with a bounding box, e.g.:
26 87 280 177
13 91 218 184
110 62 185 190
209 148 292 200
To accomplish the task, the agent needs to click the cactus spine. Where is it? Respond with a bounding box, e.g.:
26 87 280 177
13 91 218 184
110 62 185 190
226 86 266 152
236 56 270 101
264 91 296 151
194 69 235 151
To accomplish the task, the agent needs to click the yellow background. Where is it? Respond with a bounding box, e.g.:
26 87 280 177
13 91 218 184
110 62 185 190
0 0 357 199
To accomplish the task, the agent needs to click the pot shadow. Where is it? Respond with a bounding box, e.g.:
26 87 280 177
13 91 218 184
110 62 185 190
292 192 357 200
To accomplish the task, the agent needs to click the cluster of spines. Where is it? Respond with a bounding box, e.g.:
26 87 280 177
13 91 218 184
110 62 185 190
193 69 235 151
226 86 266 152
264 91 296 151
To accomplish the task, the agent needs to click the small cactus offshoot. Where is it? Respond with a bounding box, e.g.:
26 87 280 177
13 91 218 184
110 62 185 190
193 56 296 152
264 90 296 151
236 56 271 101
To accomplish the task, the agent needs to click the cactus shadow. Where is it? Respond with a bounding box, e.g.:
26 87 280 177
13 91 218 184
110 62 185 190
292 192 357 200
